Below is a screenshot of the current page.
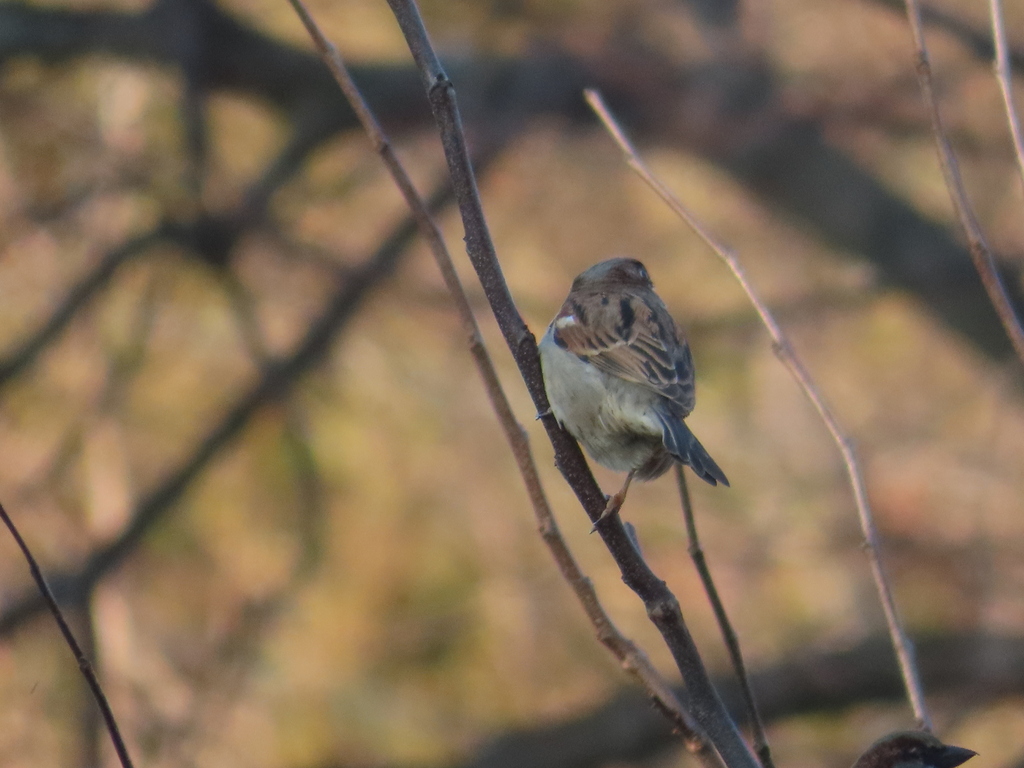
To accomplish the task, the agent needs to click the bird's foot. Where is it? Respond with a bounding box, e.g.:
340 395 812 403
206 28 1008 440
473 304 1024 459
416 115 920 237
590 490 627 533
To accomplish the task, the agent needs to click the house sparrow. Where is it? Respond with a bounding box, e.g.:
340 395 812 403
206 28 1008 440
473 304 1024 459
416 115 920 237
538 257 728 525
852 731 976 768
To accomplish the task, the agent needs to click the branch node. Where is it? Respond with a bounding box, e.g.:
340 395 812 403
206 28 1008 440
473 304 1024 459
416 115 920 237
647 594 681 623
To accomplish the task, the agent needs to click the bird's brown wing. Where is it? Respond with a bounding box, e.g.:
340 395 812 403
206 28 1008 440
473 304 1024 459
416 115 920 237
552 290 696 416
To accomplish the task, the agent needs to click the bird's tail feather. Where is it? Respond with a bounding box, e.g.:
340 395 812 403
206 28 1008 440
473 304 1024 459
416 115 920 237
660 415 729 487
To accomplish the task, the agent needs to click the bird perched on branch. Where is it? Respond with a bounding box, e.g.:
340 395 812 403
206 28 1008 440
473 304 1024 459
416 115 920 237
538 257 728 525
852 731 977 768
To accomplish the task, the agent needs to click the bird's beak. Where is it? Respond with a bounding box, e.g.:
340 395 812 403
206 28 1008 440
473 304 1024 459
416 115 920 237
936 745 978 768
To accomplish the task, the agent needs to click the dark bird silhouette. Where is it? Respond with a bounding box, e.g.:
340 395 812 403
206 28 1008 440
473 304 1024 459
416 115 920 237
852 731 977 768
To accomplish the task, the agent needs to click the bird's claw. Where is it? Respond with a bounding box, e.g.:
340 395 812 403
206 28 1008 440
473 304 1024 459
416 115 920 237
590 491 625 533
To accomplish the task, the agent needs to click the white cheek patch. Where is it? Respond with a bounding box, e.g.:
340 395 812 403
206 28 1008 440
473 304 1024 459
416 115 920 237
555 314 577 328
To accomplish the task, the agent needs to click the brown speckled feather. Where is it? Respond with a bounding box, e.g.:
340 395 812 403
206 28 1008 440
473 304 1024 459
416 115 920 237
552 288 696 418
539 257 728 488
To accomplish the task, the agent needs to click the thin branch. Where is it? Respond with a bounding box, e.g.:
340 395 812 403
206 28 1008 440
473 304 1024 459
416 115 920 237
901 0 1024 370
675 466 773 768
584 88 933 732
868 0 1024 73
284 1 718 761
0 500 135 768
76 603 101 768
380 4 757 768
989 0 1024 199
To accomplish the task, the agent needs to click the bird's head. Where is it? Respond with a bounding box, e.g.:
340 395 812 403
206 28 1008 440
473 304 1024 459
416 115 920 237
571 257 653 292
852 731 977 768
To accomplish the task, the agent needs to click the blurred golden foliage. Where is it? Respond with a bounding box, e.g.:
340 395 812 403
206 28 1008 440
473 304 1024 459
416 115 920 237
1 0 1024 766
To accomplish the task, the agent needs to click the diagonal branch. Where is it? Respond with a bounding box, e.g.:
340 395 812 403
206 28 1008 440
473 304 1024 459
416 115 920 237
381 2 758 767
902 0 1024 370
284 1 719 761
585 88 933 731
0 500 135 768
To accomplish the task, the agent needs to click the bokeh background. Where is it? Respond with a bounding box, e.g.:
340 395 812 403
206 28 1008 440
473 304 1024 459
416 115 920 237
2 0 1024 766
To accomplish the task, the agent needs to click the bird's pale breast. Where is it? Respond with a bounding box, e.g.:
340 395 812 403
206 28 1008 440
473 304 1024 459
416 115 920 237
539 325 666 473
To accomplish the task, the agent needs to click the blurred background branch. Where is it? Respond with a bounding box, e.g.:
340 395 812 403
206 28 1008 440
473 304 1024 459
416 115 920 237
2 0 1023 362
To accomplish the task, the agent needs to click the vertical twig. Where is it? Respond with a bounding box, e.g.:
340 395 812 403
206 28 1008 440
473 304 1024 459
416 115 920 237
584 88 934 732
902 0 1024 369
989 0 1024 198
283 2 722 762
0 500 135 768
675 466 774 768
372 3 760 767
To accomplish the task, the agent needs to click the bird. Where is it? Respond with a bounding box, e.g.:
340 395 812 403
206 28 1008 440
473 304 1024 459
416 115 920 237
538 257 728 526
852 731 977 768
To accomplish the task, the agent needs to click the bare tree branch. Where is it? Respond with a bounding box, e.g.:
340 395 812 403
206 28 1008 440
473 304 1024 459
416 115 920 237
0 500 135 768
901 0 1024 370
675 467 772 768
585 88 933 731
868 0 1024 73
988 0 1024 200
284 2 723 762
381 3 758 767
